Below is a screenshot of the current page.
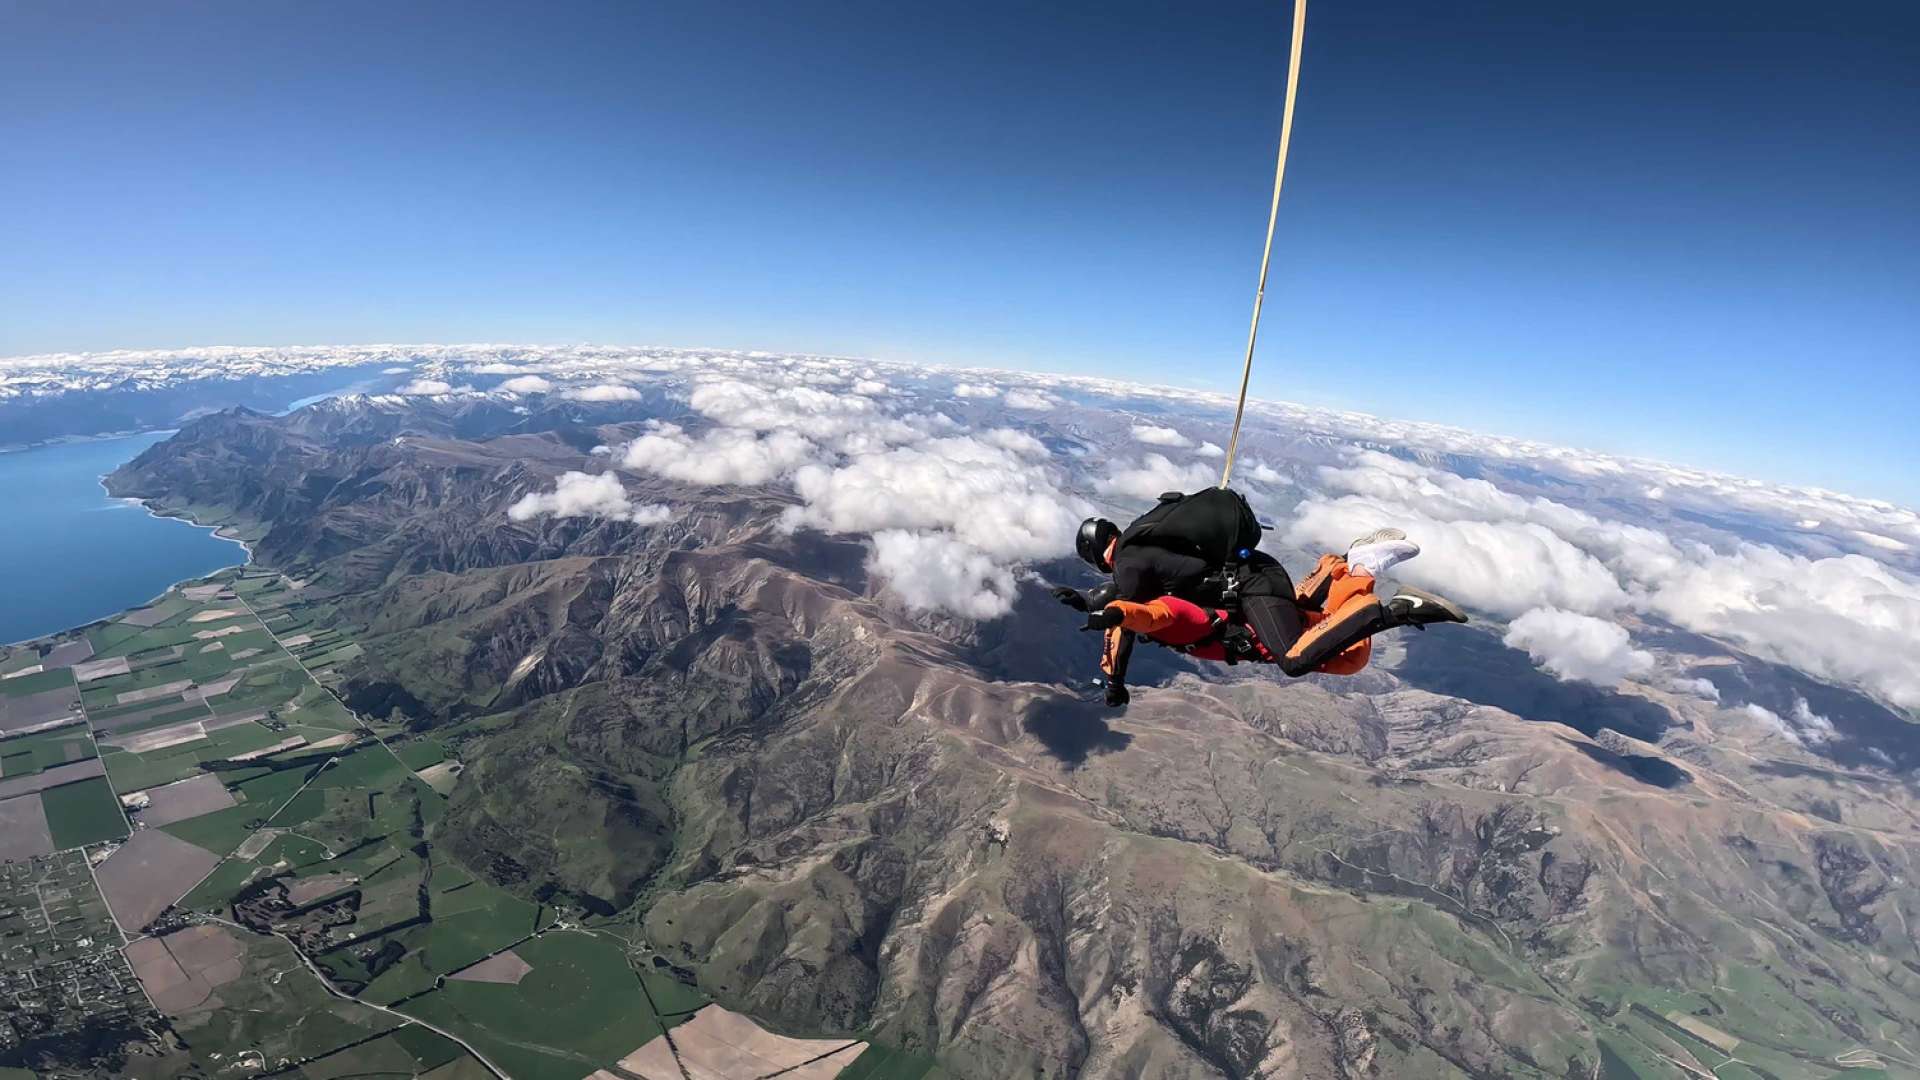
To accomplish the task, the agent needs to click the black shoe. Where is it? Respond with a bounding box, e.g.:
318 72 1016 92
1386 587 1468 630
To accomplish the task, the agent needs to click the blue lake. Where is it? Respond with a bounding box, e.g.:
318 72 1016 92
0 433 246 644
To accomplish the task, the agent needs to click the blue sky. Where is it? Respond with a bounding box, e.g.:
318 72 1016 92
3 1 1916 501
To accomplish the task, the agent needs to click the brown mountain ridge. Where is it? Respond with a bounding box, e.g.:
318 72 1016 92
105 401 1920 1079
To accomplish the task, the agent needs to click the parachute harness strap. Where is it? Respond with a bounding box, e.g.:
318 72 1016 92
1219 0 1308 489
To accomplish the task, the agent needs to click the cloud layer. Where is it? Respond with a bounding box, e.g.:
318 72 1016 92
93 342 1905 709
467 350 1920 710
505 364 1091 618
1288 450 1920 708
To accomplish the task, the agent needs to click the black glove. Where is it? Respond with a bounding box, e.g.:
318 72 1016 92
1081 607 1124 632
1104 682 1130 708
1050 585 1089 612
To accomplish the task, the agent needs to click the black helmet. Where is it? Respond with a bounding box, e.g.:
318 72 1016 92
1076 517 1120 571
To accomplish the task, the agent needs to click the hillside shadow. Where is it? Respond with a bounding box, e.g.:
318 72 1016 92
1637 617 1918 774
1558 736 1691 789
743 530 871 594
1023 695 1132 767
1688 659 1920 774
1395 625 1677 743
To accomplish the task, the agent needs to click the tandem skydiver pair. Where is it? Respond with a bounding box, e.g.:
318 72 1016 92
1052 487 1466 707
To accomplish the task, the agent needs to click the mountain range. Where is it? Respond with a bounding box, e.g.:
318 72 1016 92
98 382 1920 1079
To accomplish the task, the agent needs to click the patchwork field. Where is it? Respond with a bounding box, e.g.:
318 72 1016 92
398 930 700 1080
122 924 243 1014
2 566 887 1080
447 947 532 985
612 1005 869 1080
129 922 484 1076
95 828 225 932
129 772 236 827
0 795 55 861
0 722 95 777
0 666 83 734
0 756 104 799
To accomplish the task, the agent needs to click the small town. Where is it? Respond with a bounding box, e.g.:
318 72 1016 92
0 850 151 1057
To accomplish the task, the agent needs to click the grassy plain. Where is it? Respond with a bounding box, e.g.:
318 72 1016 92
0 722 95 776
397 930 693 1080
40 776 129 848
0 668 74 698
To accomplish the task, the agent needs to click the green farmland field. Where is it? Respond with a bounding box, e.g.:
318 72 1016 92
0 669 73 698
397 931 687 1080
40 777 129 849
0 723 96 777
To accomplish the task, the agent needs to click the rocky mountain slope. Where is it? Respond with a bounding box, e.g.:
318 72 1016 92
107 401 1920 1079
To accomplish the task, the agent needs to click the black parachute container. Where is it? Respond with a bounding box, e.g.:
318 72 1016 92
1117 487 1264 566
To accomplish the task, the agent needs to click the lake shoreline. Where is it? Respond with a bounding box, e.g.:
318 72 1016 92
0 435 252 648
0 427 170 457
2 488 252 650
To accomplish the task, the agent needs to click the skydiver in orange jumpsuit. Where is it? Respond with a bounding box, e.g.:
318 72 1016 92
1054 526 1466 707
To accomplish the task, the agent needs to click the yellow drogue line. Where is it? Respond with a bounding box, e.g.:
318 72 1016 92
1220 0 1308 489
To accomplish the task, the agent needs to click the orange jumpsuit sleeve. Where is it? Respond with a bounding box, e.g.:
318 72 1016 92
1100 600 1174 678
1105 599 1178 635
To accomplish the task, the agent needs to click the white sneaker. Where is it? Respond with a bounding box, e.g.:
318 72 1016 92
1347 527 1407 549
1347 536 1420 578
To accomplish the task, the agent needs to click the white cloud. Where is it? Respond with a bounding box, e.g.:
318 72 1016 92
621 422 817 487
498 375 553 395
1002 388 1055 411
1246 462 1284 485
1788 696 1836 744
852 379 889 396
1281 450 1920 708
570 370 1089 619
508 471 669 526
563 383 643 402
951 382 1000 399
1638 544 1920 710
772 433 1086 619
689 379 887 441
1099 454 1217 504
1502 607 1653 688
979 428 1049 458
1130 423 1192 448
1289 497 1628 617
1195 441 1225 459
1853 530 1909 552
397 378 452 396
868 530 1017 619
785 435 1084 566
1669 677 1721 702
380 366 412 374
1742 703 1800 745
